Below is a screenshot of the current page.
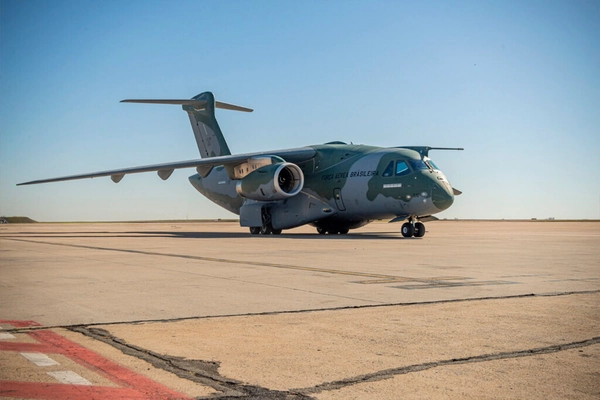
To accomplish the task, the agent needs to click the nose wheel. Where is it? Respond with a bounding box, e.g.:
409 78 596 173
401 221 426 238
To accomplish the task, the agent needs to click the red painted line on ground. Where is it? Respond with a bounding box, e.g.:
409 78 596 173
0 381 166 400
0 342 55 352
0 320 194 399
28 330 192 399
0 319 42 328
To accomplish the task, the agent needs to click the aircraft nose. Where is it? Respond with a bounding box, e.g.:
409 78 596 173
432 179 454 211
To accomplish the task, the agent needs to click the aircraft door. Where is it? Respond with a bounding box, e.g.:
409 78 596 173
334 188 346 211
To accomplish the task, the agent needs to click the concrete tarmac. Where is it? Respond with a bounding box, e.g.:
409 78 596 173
1 221 599 399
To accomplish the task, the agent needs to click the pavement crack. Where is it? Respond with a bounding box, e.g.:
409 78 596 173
5 290 597 334
69 326 315 399
296 336 600 395
65 325 600 398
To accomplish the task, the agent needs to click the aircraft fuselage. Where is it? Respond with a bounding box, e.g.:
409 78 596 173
189 143 454 233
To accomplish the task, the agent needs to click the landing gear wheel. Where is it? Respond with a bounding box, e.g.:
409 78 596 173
401 222 415 238
260 224 273 235
339 229 349 235
317 227 326 235
249 227 261 235
272 228 282 235
414 222 426 237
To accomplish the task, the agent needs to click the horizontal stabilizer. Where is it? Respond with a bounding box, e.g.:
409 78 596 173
215 101 253 112
120 99 253 112
453 188 462 196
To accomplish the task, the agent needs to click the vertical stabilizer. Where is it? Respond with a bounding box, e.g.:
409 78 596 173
184 92 231 158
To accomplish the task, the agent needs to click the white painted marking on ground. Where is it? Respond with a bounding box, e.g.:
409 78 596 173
48 371 92 385
0 333 16 339
20 352 59 366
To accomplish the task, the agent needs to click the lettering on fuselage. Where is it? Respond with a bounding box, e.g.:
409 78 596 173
321 170 379 181
383 183 402 189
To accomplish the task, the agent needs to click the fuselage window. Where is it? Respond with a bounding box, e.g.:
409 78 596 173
382 161 394 177
395 160 410 176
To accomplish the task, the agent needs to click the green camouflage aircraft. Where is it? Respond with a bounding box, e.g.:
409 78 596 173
19 91 462 237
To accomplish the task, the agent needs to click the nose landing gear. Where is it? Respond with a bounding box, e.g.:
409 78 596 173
401 218 426 238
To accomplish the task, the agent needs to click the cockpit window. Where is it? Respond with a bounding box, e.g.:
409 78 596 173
395 161 410 176
382 161 394 177
409 159 429 171
383 160 412 177
427 159 439 170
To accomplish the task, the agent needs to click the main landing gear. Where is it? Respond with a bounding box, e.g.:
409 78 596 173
401 219 426 238
249 224 282 235
249 206 282 235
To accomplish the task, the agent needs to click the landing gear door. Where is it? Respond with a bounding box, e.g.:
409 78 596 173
239 202 263 227
334 188 346 211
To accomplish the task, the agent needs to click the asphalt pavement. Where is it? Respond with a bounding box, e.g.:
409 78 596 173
1 220 598 399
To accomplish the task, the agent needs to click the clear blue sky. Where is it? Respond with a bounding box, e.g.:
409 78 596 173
1 0 599 221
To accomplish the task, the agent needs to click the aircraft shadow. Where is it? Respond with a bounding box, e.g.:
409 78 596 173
131 231 408 240
1 231 416 240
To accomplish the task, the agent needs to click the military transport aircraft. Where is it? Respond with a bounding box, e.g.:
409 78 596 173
19 91 462 237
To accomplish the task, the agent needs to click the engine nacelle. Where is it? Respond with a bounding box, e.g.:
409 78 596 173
236 162 304 201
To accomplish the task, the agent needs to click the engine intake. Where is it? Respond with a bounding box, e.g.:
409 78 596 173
236 162 304 201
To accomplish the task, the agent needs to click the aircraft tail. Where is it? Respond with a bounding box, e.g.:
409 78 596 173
121 91 252 158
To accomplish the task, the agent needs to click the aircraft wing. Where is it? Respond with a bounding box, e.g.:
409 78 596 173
18 147 316 186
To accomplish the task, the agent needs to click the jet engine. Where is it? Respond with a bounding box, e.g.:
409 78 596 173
236 162 304 201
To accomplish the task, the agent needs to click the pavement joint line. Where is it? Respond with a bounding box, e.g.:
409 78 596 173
2 237 530 302
2 237 476 285
5 237 594 303
5 236 388 306
3 289 599 334
295 336 600 395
